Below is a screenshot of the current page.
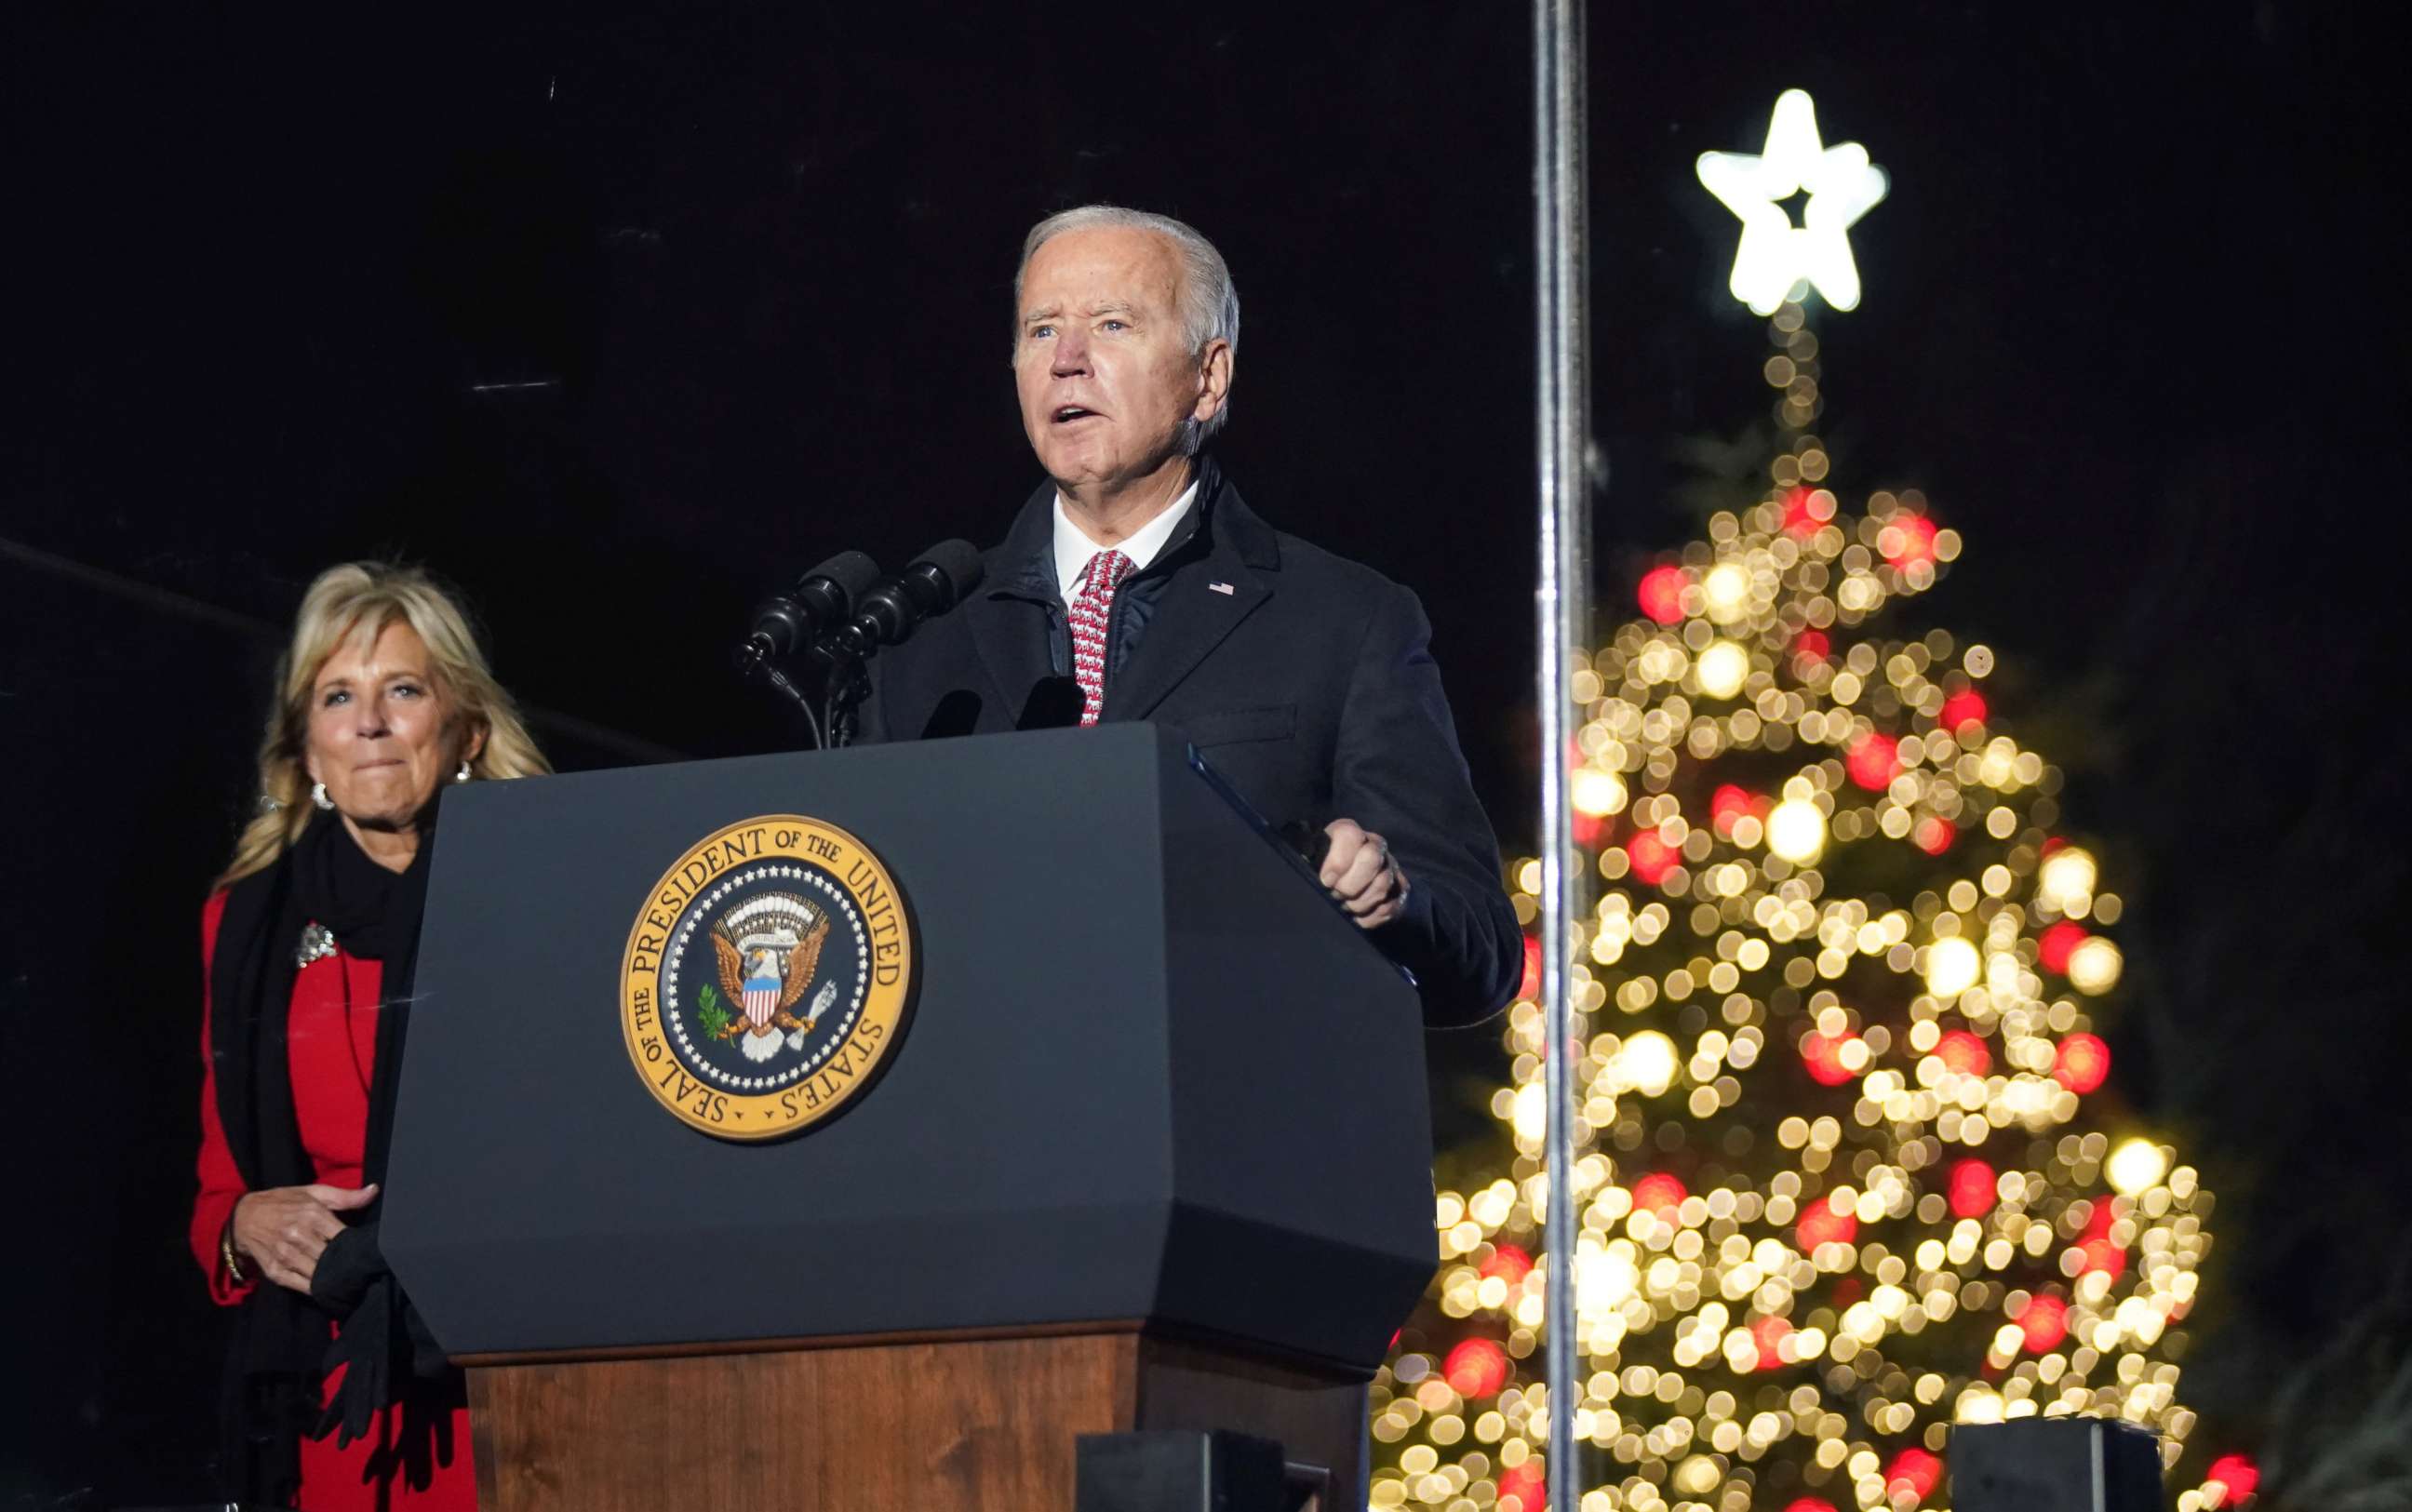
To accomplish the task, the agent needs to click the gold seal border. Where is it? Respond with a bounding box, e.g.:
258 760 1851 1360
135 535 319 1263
619 814 916 1142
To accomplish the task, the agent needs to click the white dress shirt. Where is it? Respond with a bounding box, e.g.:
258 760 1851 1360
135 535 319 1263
1052 481 1199 608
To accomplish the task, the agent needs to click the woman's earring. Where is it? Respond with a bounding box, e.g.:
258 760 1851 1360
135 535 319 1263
312 782 334 811
455 761 473 783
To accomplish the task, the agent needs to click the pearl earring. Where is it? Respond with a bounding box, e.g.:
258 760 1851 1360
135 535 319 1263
312 782 333 811
455 761 473 783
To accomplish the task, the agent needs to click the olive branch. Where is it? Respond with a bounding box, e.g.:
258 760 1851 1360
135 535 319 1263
694 983 734 1038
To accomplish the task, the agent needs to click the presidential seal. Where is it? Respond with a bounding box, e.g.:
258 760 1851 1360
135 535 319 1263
620 816 915 1140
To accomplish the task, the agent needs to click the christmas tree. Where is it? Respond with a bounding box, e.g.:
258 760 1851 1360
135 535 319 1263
1366 301 2239 1512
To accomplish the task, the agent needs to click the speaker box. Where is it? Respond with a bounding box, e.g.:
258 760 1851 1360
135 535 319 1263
1076 1429 1292 1512
1951 1418 2164 1512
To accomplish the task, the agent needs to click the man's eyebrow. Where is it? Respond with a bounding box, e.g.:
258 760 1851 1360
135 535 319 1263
1021 304 1062 326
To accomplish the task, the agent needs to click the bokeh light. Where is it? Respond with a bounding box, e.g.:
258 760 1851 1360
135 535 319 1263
1444 1337 1511 1398
2204 1452 2258 1505
2068 936 2124 995
2108 1138 2171 1197
1948 1158 1998 1218
2017 1292 2070 1352
1571 767 1628 818
1767 797 1827 862
1923 936 1981 997
1639 565 1688 625
1696 638 1750 698
2054 1033 2112 1094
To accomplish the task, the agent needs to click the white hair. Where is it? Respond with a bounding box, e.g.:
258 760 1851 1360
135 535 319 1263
1014 205 1240 452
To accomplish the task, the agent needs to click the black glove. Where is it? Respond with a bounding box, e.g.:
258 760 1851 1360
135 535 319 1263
314 1270 395 1449
310 1221 388 1314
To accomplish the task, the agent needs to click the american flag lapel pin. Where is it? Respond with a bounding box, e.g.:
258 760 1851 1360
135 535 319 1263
1208 581 1235 595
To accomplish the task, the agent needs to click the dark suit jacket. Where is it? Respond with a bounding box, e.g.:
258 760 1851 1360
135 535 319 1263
857 457 1521 1026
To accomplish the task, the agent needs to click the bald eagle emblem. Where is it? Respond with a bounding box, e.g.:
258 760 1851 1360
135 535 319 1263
623 817 918 1141
707 893 839 1064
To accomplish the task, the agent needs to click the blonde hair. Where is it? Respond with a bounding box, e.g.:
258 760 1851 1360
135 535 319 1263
219 561 550 886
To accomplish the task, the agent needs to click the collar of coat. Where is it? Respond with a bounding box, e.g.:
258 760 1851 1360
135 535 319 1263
970 451 1280 722
987 452 1280 601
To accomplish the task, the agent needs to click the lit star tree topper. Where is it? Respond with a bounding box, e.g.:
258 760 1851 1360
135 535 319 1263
1698 89 1890 315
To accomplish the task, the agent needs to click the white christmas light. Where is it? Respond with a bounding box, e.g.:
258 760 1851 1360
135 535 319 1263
1766 798 1826 862
1618 1031 1680 1097
1697 89 1889 315
2108 1139 2171 1197
1924 937 1981 998
1696 640 1749 699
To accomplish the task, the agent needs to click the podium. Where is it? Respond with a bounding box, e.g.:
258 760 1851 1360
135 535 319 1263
382 725 1435 1511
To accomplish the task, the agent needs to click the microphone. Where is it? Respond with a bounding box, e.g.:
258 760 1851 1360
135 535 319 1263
735 551 882 676
1279 820 1336 875
1015 676 1084 730
819 540 985 662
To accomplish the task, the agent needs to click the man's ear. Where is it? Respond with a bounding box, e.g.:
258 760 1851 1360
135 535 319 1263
1192 338 1235 423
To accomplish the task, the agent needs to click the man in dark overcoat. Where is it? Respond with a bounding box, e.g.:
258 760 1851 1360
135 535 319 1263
860 205 1520 1025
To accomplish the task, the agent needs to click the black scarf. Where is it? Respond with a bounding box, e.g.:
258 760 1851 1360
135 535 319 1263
208 809 460 1506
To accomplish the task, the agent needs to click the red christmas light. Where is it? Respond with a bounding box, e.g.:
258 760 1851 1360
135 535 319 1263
1791 628 1831 667
2038 920 2089 974
2017 1292 2070 1352
1627 830 1680 885
1711 783 1764 836
2078 1236 2128 1279
2205 1452 2259 1503
1940 688 1989 731
1799 1030 1856 1087
1784 1502 1840 1512
2054 1033 2112 1094
1846 732 1902 790
1481 1243 1534 1285
1797 1201 1857 1251
1632 1172 1687 1217
1948 1158 1998 1219
1885 1447 1944 1500
1880 513 1939 568
1750 1314 1793 1370
1572 807 1606 847
1781 486 1826 537
1443 1337 1510 1399
1638 565 1688 625
1498 1462 1546 1512
1913 815 1957 856
1935 1028 1992 1077
1518 935 1542 1001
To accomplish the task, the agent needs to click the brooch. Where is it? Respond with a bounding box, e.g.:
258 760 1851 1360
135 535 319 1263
296 922 339 968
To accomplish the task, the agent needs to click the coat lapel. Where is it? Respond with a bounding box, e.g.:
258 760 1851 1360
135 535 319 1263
963 590 1054 722
1103 469 1281 723
965 488 1061 724
1104 558 1269 722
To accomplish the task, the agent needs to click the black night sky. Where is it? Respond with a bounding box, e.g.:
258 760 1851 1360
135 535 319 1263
4 4 2405 1505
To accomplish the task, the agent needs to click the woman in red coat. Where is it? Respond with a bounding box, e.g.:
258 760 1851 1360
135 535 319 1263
193 562 548 1509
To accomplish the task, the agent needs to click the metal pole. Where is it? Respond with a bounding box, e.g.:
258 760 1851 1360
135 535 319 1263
1531 4 1589 1511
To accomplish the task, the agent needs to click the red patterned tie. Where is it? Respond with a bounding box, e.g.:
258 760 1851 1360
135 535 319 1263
1068 549 1134 727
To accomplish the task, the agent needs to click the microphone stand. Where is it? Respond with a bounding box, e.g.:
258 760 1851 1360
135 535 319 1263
823 662 867 750
734 639 829 750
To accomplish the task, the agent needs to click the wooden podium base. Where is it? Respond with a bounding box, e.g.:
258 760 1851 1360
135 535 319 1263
462 1324 1368 1512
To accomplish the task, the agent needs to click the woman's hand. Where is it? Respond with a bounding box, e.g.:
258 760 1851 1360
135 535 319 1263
229 1183 379 1293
